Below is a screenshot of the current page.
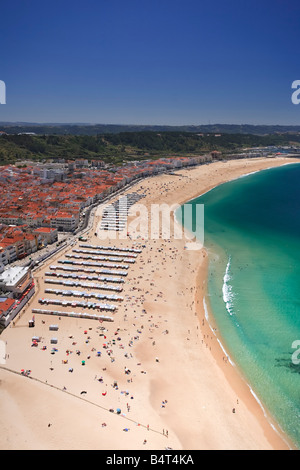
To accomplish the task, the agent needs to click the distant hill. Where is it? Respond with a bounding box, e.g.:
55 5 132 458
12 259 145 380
0 130 300 166
1 122 300 136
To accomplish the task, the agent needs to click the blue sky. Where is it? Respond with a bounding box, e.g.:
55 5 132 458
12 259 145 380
1 0 300 125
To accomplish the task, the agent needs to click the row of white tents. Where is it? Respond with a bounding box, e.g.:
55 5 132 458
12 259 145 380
45 279 122 292
44 288 123 301
32 308 114 322
99 193 145 232
79 244 142 253
45 277 123 292
48 265 125 282
73 248 137 259
66 253 136 263
33 242 143 322
59 259 129 270
38 297 117 311
57 260 128 276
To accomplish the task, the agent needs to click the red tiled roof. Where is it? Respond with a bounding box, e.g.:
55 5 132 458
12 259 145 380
34 227 56 233
0 298 15 314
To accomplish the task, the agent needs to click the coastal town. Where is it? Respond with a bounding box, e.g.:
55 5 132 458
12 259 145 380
0 153 215 329
2 0 300 454
0 145 297 330
0 155 296 451
0 130 298 451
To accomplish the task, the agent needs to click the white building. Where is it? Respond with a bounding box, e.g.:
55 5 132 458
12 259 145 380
0 244 17 264
0 248 8 266
33 227 58 245
0 266 33 297
0 266 35 328
50 213 79 232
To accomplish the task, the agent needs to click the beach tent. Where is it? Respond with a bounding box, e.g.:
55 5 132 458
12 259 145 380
32 336 41 342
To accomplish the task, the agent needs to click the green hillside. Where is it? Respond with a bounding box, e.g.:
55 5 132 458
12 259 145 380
0 131 299 166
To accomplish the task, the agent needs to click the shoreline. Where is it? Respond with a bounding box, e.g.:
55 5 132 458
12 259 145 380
193 254 296 450
182 160 300 451
0 156 299 450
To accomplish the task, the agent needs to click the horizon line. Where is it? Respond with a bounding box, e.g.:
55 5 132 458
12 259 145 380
1 121 300 128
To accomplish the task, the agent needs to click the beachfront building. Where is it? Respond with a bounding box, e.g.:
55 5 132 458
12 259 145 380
0 297 15 327
0 265 35 327
50 211 79 232
0 266 33 297
33 227 58 246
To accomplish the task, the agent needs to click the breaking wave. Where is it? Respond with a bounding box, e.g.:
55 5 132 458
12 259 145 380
222 257 235 316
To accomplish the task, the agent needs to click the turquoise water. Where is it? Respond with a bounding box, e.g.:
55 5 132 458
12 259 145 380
177 162 300 448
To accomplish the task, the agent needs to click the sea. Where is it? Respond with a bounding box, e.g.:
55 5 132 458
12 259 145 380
177 161 300 449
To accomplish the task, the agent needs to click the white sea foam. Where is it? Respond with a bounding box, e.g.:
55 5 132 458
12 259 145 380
203 295 235 364
250 387 267 417
222 257 235 316
242 381 292 447
203 295 209 321
216 338 235 366
203 296 217 337
238 170 260 178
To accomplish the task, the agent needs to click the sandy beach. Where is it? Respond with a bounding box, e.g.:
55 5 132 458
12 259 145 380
0 156 298 450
